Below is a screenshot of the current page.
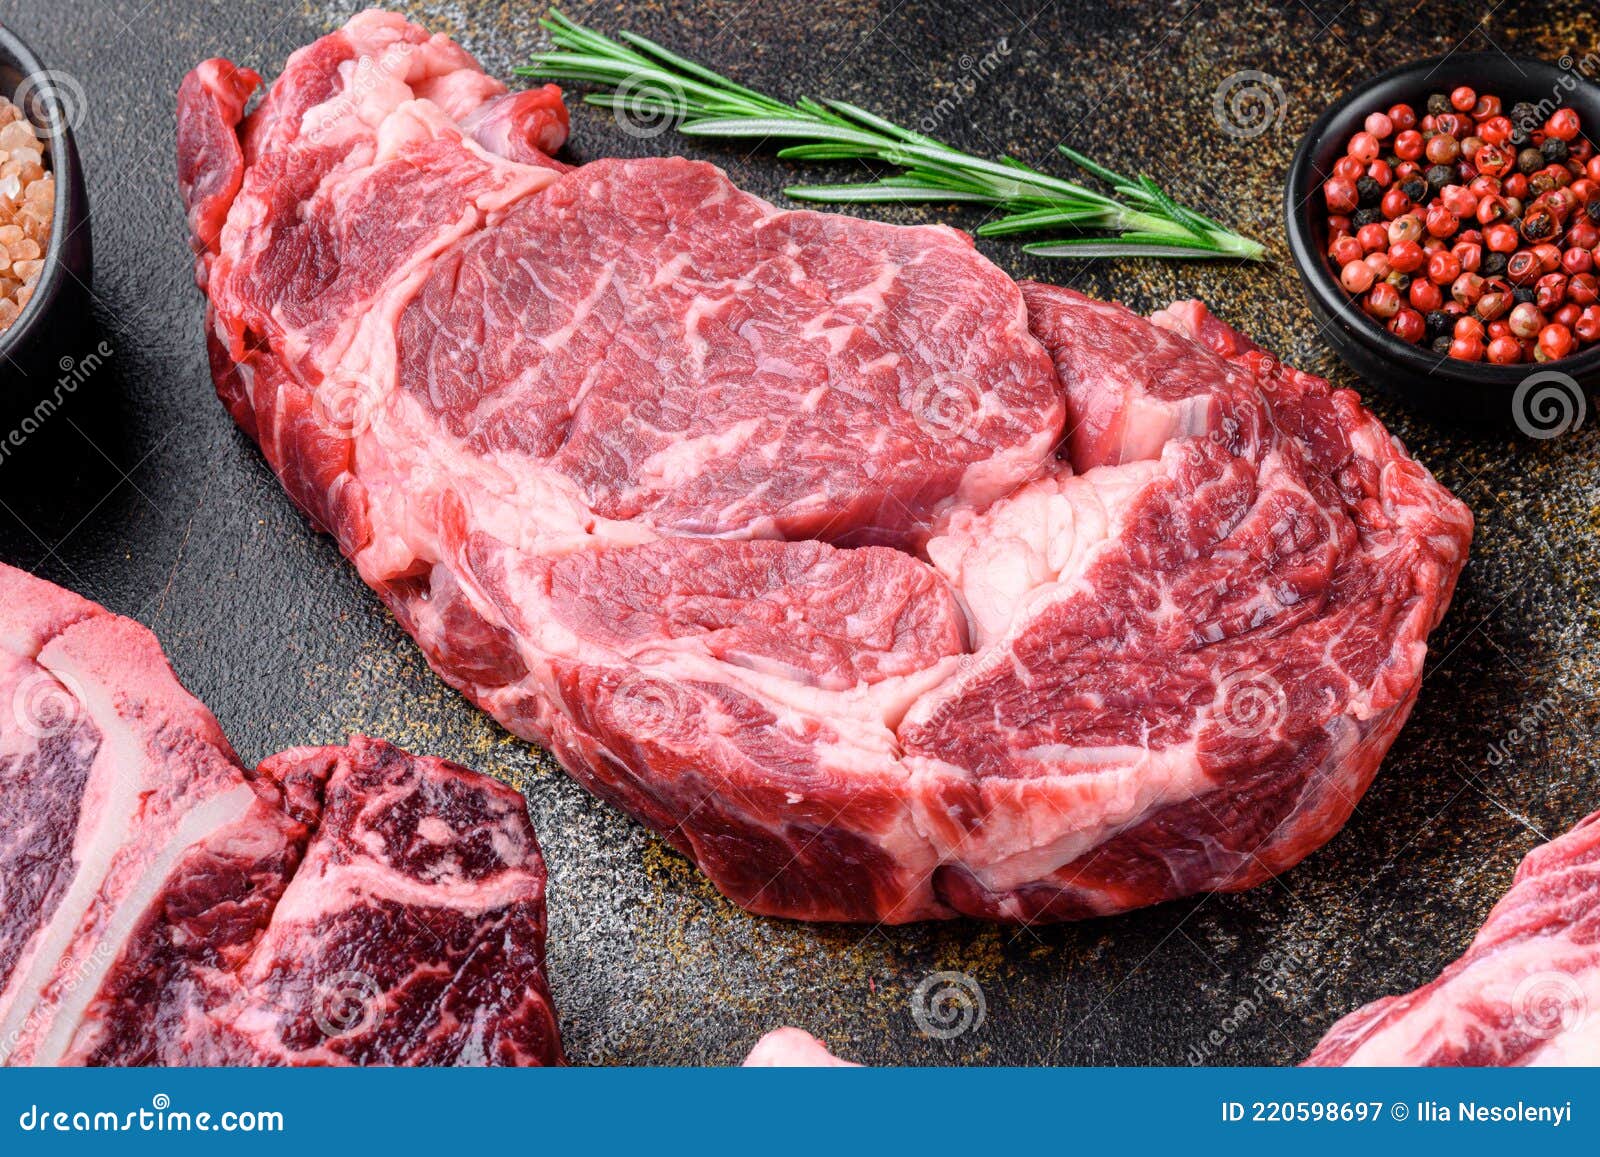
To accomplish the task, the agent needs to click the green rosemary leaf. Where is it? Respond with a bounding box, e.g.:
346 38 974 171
774 143 886 162
1024 233 1235 258
819 99 935 145
614 31 785 111
976 206 1118 236
1057 145 1131 190
786 182 1007 204
681 117 881 144
521 10 1264 262
1135 176 1203 240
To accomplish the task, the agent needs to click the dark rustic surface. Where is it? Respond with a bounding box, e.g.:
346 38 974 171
0 0 1596 1066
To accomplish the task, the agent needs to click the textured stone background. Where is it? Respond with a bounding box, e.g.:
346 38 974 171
0 0 1596 1065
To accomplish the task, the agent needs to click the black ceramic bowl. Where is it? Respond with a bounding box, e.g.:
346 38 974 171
1285 53 1597 429
0 22 91 406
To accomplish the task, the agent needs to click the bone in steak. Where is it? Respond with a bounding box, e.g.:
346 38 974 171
1305 810 1600 1066
177 11 1473 923
0 562 562 1066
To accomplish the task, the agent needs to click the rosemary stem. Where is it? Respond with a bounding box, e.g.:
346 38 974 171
517 11 1265 262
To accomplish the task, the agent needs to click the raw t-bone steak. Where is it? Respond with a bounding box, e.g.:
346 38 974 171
1305 809 1600 1066
0 563 562 1065
177 10 1473 923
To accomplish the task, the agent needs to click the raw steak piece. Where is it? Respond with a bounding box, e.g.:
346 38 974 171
396 155 1061 545
899 287 1473 920
0 563 562 1066
179 12 1472 923
1305 810 1600 1066
743 1027 858 1067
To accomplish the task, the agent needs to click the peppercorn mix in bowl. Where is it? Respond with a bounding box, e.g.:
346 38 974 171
1285 53 1600 428
0 21 91 414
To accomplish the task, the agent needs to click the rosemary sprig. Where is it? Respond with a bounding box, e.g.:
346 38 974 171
516 10 1265 261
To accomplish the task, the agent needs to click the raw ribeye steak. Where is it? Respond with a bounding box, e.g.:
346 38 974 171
1305 810 1600 1066
178 11 1473 923
0 562 561 1066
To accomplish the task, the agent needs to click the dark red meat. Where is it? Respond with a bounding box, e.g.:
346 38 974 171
0 563 561 1066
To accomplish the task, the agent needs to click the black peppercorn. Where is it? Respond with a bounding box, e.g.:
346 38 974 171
1400 176 1428 202
1481 251 1508 277
1352 207 1383 228
1518 147 1545 174
1513 286 1536 306
1431 334 1454 356
1587 200 1600 225
1509 127 1531 149
1427 93 1452 116
1426 310 1450 336
1356 175 1382 207
1426 164 1455 192
1542 137 1569 163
